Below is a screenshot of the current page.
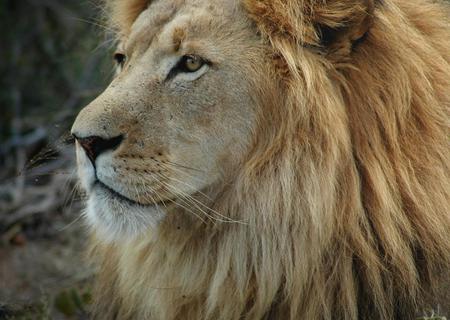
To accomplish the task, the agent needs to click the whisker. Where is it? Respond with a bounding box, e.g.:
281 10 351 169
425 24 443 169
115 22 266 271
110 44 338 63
148 171 246 224
70 17 116 33
134 175 207 224
138 173 217 222
138 179 166 210
153 169 247 224
156 166 213 201
163 160 204 173
121 174 166 217
57 213 84 232
158 193 207 224
62 171 81 212
155 182 217 224
156 161 207 186
133 183 143 205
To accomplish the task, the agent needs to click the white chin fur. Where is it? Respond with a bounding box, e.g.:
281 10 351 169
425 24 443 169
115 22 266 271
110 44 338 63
76 144 166 242
84 190 166 243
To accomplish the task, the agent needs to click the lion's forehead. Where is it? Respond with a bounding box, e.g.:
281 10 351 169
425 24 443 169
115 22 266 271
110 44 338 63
128 0 241 46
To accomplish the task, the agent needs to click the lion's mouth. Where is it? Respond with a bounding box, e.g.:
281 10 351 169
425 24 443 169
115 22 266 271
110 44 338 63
93 180 169 208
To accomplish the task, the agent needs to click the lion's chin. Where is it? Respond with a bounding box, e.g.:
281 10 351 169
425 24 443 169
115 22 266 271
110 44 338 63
84 184 166 243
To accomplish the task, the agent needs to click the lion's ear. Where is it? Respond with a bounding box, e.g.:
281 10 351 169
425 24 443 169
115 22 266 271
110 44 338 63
244 0 374 56
313 0 375 49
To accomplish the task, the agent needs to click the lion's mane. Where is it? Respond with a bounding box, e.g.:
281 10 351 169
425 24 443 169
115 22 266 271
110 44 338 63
89 0 450 319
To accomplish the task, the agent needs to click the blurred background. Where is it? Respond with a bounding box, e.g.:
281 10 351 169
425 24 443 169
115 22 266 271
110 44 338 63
0 0 114 318
1 1 448 320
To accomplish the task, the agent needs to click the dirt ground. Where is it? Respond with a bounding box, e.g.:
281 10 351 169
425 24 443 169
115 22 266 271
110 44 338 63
0 220 91 319
0 145 94 319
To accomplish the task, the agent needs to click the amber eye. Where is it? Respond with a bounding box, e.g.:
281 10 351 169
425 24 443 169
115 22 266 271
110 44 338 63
166 54 209 81
113 52 126 68
182 55 204 72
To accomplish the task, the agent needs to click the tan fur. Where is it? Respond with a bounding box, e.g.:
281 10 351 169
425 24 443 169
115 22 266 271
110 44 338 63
74 0 450 319
106 0 150 34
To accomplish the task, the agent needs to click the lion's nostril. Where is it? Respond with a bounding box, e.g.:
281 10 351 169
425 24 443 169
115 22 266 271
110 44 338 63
74 134 123 165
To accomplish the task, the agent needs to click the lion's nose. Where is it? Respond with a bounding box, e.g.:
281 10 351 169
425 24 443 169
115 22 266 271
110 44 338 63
73 135 123 164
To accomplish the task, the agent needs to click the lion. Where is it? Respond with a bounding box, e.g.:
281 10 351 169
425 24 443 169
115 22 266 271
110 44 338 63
70 0 450 318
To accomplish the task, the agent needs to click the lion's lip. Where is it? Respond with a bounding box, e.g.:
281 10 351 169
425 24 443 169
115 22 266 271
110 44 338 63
93 180 167 208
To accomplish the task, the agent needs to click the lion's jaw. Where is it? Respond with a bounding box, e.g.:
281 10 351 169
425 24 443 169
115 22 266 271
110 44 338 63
72 0 264 241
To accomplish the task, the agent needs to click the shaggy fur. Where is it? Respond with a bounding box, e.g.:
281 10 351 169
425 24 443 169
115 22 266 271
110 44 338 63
84 0 450 319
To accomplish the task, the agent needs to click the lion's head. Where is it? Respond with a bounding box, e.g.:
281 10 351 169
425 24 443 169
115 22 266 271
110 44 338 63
72 0 271 240
72 0 450 318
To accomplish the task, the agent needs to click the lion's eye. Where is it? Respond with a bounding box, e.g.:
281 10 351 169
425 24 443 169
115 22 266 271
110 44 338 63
174 55 206 74
166 54 208 81
181 55 204 72
113 52 127 68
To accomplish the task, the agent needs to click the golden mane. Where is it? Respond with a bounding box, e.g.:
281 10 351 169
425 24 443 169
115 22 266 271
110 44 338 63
89 0 450 318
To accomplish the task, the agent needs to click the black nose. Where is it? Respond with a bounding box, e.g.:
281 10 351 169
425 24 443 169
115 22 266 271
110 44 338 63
74 135 123 164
